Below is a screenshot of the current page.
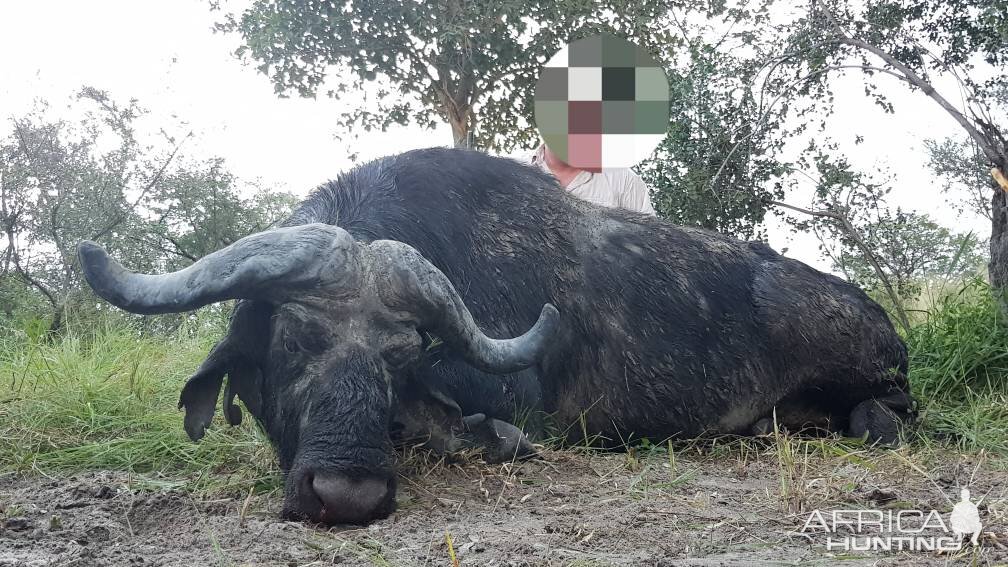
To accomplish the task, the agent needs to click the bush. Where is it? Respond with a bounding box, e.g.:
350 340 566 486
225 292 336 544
905 278 1008 454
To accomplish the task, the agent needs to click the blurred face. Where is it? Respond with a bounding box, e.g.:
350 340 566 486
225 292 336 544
541 144 574 169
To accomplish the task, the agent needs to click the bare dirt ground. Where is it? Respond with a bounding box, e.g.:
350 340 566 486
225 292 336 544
1 444 1006 566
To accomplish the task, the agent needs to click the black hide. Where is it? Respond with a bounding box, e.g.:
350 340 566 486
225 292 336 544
272 147 911 444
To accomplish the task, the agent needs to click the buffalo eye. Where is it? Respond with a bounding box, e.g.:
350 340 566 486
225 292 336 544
281 324 329 355
382 331 421 369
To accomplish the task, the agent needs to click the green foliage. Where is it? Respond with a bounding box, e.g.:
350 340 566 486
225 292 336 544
1 89 163 323
0 274 48 330
775 0 1007 173
218 0 815 237
857 0 1008 71
836 211 984 301
140 158 298 266
218 0 825 237
0 312 279 495
905 279 1008 454
637 6 796 239
788 0 1008 112
924 136 995 220
0 88 298 332
216 0 662 150
786 150 982 308
795 0 1007 296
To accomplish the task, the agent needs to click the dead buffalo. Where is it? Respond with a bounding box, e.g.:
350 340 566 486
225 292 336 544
78 147 914 525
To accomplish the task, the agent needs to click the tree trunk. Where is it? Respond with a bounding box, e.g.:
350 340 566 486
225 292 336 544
449 115 472 149
990 184 1008 313
46 301 66 337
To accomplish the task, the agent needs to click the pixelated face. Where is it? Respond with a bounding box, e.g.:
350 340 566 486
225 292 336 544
534 33 670 172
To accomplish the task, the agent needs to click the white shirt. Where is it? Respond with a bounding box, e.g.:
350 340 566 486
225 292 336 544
529 146 657 216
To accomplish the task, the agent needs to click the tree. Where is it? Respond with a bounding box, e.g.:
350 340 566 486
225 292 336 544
217 0 583 150
139 158 297 267
774 151 911 332
774 0 1007 293
0 88 183 332
214 0 680 151
220 0 818 238
924 136 994 221
774 151 983 331
834 211 983 299
636 3 800 239
0 89 298 333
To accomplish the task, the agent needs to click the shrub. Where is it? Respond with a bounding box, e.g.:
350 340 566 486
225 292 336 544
905 278 1008 454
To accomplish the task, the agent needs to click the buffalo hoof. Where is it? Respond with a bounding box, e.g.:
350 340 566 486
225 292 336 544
750 417 774 436
847 394 913 446
461 413 538 463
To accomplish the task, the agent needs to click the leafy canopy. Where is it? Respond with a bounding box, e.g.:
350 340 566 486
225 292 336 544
637 3 804 238
215 0 668 151
0 88 297 331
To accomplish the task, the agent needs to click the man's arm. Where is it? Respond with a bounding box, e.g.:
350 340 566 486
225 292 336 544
621 170 657 216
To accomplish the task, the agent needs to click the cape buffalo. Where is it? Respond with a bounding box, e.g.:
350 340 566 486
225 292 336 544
77 147 914 525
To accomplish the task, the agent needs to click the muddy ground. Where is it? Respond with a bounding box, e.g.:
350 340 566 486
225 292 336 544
1 445 1006 566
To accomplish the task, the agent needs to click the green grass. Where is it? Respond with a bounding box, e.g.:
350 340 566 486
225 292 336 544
904 278 1008 455
0 314 279 495
1 278 1006 496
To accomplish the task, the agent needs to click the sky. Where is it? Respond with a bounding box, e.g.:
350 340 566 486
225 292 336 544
0 0 993 273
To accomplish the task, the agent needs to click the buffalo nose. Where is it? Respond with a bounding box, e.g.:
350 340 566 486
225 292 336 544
307 473 392 525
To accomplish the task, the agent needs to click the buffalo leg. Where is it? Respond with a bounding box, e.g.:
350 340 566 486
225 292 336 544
846 392 915 445
458 413 538 462
395 406 537 462
391 377 537 462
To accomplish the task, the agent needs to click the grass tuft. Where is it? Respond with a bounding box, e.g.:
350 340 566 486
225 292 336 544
0 315 279 496
905 278 1008 455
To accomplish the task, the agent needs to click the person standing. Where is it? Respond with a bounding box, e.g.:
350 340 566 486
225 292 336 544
530 143 657 216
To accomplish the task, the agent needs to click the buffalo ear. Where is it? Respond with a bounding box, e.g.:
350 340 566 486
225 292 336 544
179 353 227 441
179 348 264 439
222 360 263 426
178 300 272 441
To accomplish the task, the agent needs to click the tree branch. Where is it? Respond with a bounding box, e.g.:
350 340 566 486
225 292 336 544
90 130 192 242
815 3 1006 173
